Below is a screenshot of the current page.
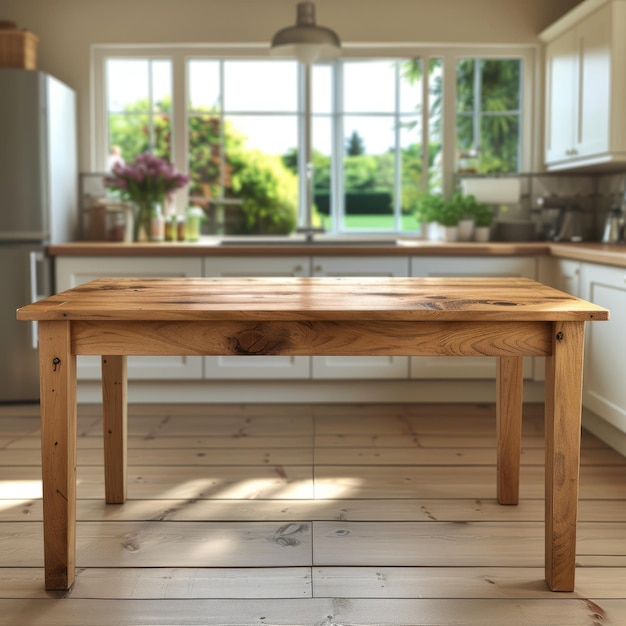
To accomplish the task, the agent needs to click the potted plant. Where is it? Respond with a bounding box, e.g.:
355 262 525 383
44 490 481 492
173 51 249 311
455 193 477 241
471 201 494 242
436 198 462 242
415 194 444 241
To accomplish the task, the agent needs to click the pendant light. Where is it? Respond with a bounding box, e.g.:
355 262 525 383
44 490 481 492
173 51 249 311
270 2 341 64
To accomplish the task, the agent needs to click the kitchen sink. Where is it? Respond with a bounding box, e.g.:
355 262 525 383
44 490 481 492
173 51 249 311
218 237 407 246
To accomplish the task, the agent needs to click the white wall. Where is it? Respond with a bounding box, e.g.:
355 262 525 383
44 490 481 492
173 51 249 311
1 0 583 168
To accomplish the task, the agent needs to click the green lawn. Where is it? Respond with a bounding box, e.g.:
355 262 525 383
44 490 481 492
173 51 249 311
317 214 420 233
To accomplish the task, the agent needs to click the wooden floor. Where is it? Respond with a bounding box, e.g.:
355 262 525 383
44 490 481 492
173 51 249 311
1 402 626 625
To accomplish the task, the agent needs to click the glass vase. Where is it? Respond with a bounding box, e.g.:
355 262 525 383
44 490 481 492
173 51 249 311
133 200 164 242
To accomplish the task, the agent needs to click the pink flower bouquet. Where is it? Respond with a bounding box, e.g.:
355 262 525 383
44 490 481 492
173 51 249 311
105 152 190 204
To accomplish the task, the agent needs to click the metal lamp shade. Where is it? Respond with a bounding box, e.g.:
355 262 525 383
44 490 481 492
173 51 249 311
270 2 341 64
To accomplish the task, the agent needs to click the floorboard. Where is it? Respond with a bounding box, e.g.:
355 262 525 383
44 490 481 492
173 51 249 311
0 402 625 625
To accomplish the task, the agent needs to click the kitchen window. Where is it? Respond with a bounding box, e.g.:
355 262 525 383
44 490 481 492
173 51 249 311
93 45 534 236
456 58 523 174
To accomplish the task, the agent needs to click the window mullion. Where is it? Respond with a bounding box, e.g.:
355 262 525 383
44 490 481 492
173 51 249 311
172 52 187 213
394 61 402 233
148 61 155 153
333 60 343 234
474 59 481 156
219 60 226 199
421 57 430 196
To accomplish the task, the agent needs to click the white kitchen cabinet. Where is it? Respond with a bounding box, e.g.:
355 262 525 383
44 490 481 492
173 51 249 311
410 256 537 379
541 1 626 170
311 256 410 379
552 258 582 297
580 262 626 433
203 256 311 379
55 256 204 380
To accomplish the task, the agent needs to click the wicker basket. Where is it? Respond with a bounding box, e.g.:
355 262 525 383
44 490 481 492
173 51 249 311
0 21 38 69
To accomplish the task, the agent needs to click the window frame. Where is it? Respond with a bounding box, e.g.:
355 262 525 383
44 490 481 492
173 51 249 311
92 43 538 231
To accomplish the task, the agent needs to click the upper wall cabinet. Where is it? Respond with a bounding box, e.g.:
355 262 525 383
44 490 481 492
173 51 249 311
541 0 626 171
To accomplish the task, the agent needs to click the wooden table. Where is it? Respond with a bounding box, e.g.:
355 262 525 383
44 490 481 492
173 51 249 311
17 276 609 593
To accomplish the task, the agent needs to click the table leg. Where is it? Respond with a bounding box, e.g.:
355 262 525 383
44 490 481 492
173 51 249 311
496 356 524 505
39 321 77 591
102 355 128 504
544 320 585 592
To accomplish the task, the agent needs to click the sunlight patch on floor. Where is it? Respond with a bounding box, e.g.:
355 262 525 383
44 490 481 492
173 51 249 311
0 480 42 500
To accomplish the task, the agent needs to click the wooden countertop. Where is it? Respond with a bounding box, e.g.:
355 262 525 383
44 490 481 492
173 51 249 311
47 240 626 268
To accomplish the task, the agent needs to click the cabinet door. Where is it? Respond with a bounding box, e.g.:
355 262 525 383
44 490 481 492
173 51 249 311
544 3 612 167
580 263 626 433
203 256 310 379
410 257 536 379
55 256 204 380
576 4 611 158
553 258 582 297
311 256 410 379
545 28 577 164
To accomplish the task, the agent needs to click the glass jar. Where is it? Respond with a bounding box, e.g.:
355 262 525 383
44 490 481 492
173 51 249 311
185 206 205 242
457 150 479 174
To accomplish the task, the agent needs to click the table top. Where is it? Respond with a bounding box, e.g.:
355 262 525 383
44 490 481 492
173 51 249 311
16 277 609 323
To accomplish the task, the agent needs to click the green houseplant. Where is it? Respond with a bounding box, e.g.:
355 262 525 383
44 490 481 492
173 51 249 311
435 195 461 242
415 194 445 240
468 196 494 241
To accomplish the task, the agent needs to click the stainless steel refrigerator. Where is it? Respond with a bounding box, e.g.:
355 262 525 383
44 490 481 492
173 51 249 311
0 69 77 402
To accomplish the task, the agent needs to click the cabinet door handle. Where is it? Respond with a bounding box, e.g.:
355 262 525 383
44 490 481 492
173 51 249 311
314 265 322 272
294 265 303 273
29 250 45 349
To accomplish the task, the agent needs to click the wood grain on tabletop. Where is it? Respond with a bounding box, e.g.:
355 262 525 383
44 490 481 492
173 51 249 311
16 276 609 321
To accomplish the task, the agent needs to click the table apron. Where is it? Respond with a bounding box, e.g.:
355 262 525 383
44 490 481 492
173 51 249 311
70 319 553 357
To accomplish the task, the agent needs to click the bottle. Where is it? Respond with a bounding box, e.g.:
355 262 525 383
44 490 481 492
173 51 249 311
165 214 178 242
149 203 165 242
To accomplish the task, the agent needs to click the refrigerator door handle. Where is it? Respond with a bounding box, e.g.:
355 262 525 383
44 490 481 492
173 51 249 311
29 250 45 349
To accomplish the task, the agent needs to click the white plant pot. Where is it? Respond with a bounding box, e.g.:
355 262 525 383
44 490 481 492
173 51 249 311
422 221 441 241
441 225 459 242
458 218 475 242
474 226 491 242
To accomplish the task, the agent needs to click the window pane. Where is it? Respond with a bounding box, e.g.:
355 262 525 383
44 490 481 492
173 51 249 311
481 59 521 111
188 60 220 111
342 115 395 232
399 58 423 114
457 59 475 113
312 64 333 114
152 61 171 114
343 61 396 112
428 58 443 194
107 59 149 112
456 113 475 153
456 57 522 175
188 114 223 199
109 114 150 162
106 58 173 163
480 114 520 173
224 61 298 112
399 116 422 232
312 116 332 229
225 115 297 156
